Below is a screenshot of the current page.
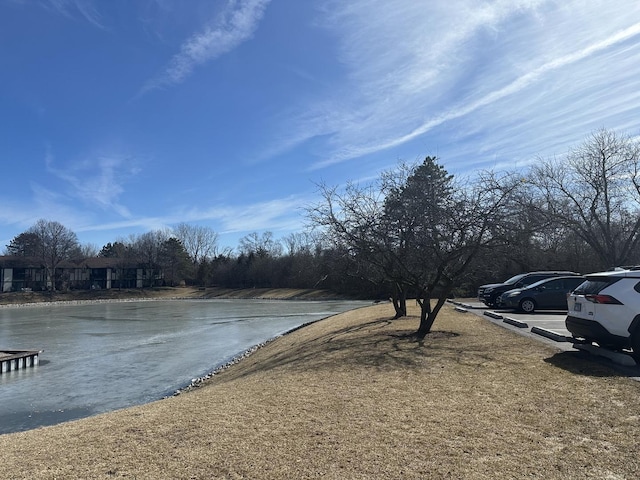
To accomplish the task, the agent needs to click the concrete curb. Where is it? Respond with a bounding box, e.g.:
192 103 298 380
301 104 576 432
447 300 484 310
458 303 476 309
503 316 529 328
531 326 570 342
453 298 640 375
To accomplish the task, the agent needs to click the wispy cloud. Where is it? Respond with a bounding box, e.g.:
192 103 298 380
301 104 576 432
71 195 307 249
0 182 95 245
264 0 550 168
43 0 105 29
264 0 640 170
44 147 138 219
168 196 306 234
141 0 271 93
313 19 640 169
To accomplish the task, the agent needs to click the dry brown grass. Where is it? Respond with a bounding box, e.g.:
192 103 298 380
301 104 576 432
0 286 343 305
1 302 640 479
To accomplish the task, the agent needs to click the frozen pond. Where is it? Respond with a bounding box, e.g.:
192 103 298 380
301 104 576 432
0 298 369 435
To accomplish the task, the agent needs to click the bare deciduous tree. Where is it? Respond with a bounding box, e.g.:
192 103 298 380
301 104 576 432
238 231 283 258
282 231 321 256
173 223 219 265
529 128 640 269
130 230 171 287
308 157 520 337
79 243 99 258
306 180 400 311
28 219 80 290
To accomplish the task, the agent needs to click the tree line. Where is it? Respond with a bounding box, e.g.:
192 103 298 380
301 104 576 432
4 129 640 336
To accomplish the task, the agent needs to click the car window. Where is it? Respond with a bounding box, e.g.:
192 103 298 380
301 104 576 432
521 275 546 286
504 273 527 285
524 278 549 289
573 277 620 295
544 279 563 290
565 278 586 290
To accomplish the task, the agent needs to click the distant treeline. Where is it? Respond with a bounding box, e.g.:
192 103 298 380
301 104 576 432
5 129 640 311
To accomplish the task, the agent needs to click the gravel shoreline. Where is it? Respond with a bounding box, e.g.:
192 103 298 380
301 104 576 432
171 316 328 397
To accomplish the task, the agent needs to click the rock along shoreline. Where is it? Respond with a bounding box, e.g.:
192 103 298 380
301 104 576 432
170 316 334 397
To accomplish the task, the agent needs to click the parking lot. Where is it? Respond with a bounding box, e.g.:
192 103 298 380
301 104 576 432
460 299 572 336
450 299 640 374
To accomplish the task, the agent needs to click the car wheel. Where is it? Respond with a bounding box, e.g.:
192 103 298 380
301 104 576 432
519 298 536 313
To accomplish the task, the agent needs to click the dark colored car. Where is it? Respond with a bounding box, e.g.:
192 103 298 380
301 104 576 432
477 271 580 307
497 276 586 313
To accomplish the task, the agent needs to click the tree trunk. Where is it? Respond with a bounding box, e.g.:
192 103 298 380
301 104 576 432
391 283 407 319
416 292 449 339
417 312 434 339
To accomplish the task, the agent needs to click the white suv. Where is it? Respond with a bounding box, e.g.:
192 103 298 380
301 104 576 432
565 269 640 358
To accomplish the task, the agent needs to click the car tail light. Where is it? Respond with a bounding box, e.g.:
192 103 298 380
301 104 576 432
584 294 623 304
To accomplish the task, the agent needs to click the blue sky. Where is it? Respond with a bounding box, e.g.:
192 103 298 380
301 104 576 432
2 0 640 252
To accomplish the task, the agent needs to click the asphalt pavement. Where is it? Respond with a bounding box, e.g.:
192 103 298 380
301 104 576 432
449 299 640 377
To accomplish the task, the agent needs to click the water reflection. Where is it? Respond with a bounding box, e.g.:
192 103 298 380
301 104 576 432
0 299 368 434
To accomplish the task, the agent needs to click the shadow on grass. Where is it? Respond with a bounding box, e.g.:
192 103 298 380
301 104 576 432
544 350 640 378
209 315 497 384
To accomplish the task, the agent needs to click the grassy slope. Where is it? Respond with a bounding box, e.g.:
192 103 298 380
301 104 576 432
0 302 639 478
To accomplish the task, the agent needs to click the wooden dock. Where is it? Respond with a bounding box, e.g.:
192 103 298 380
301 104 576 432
0 350 42 374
